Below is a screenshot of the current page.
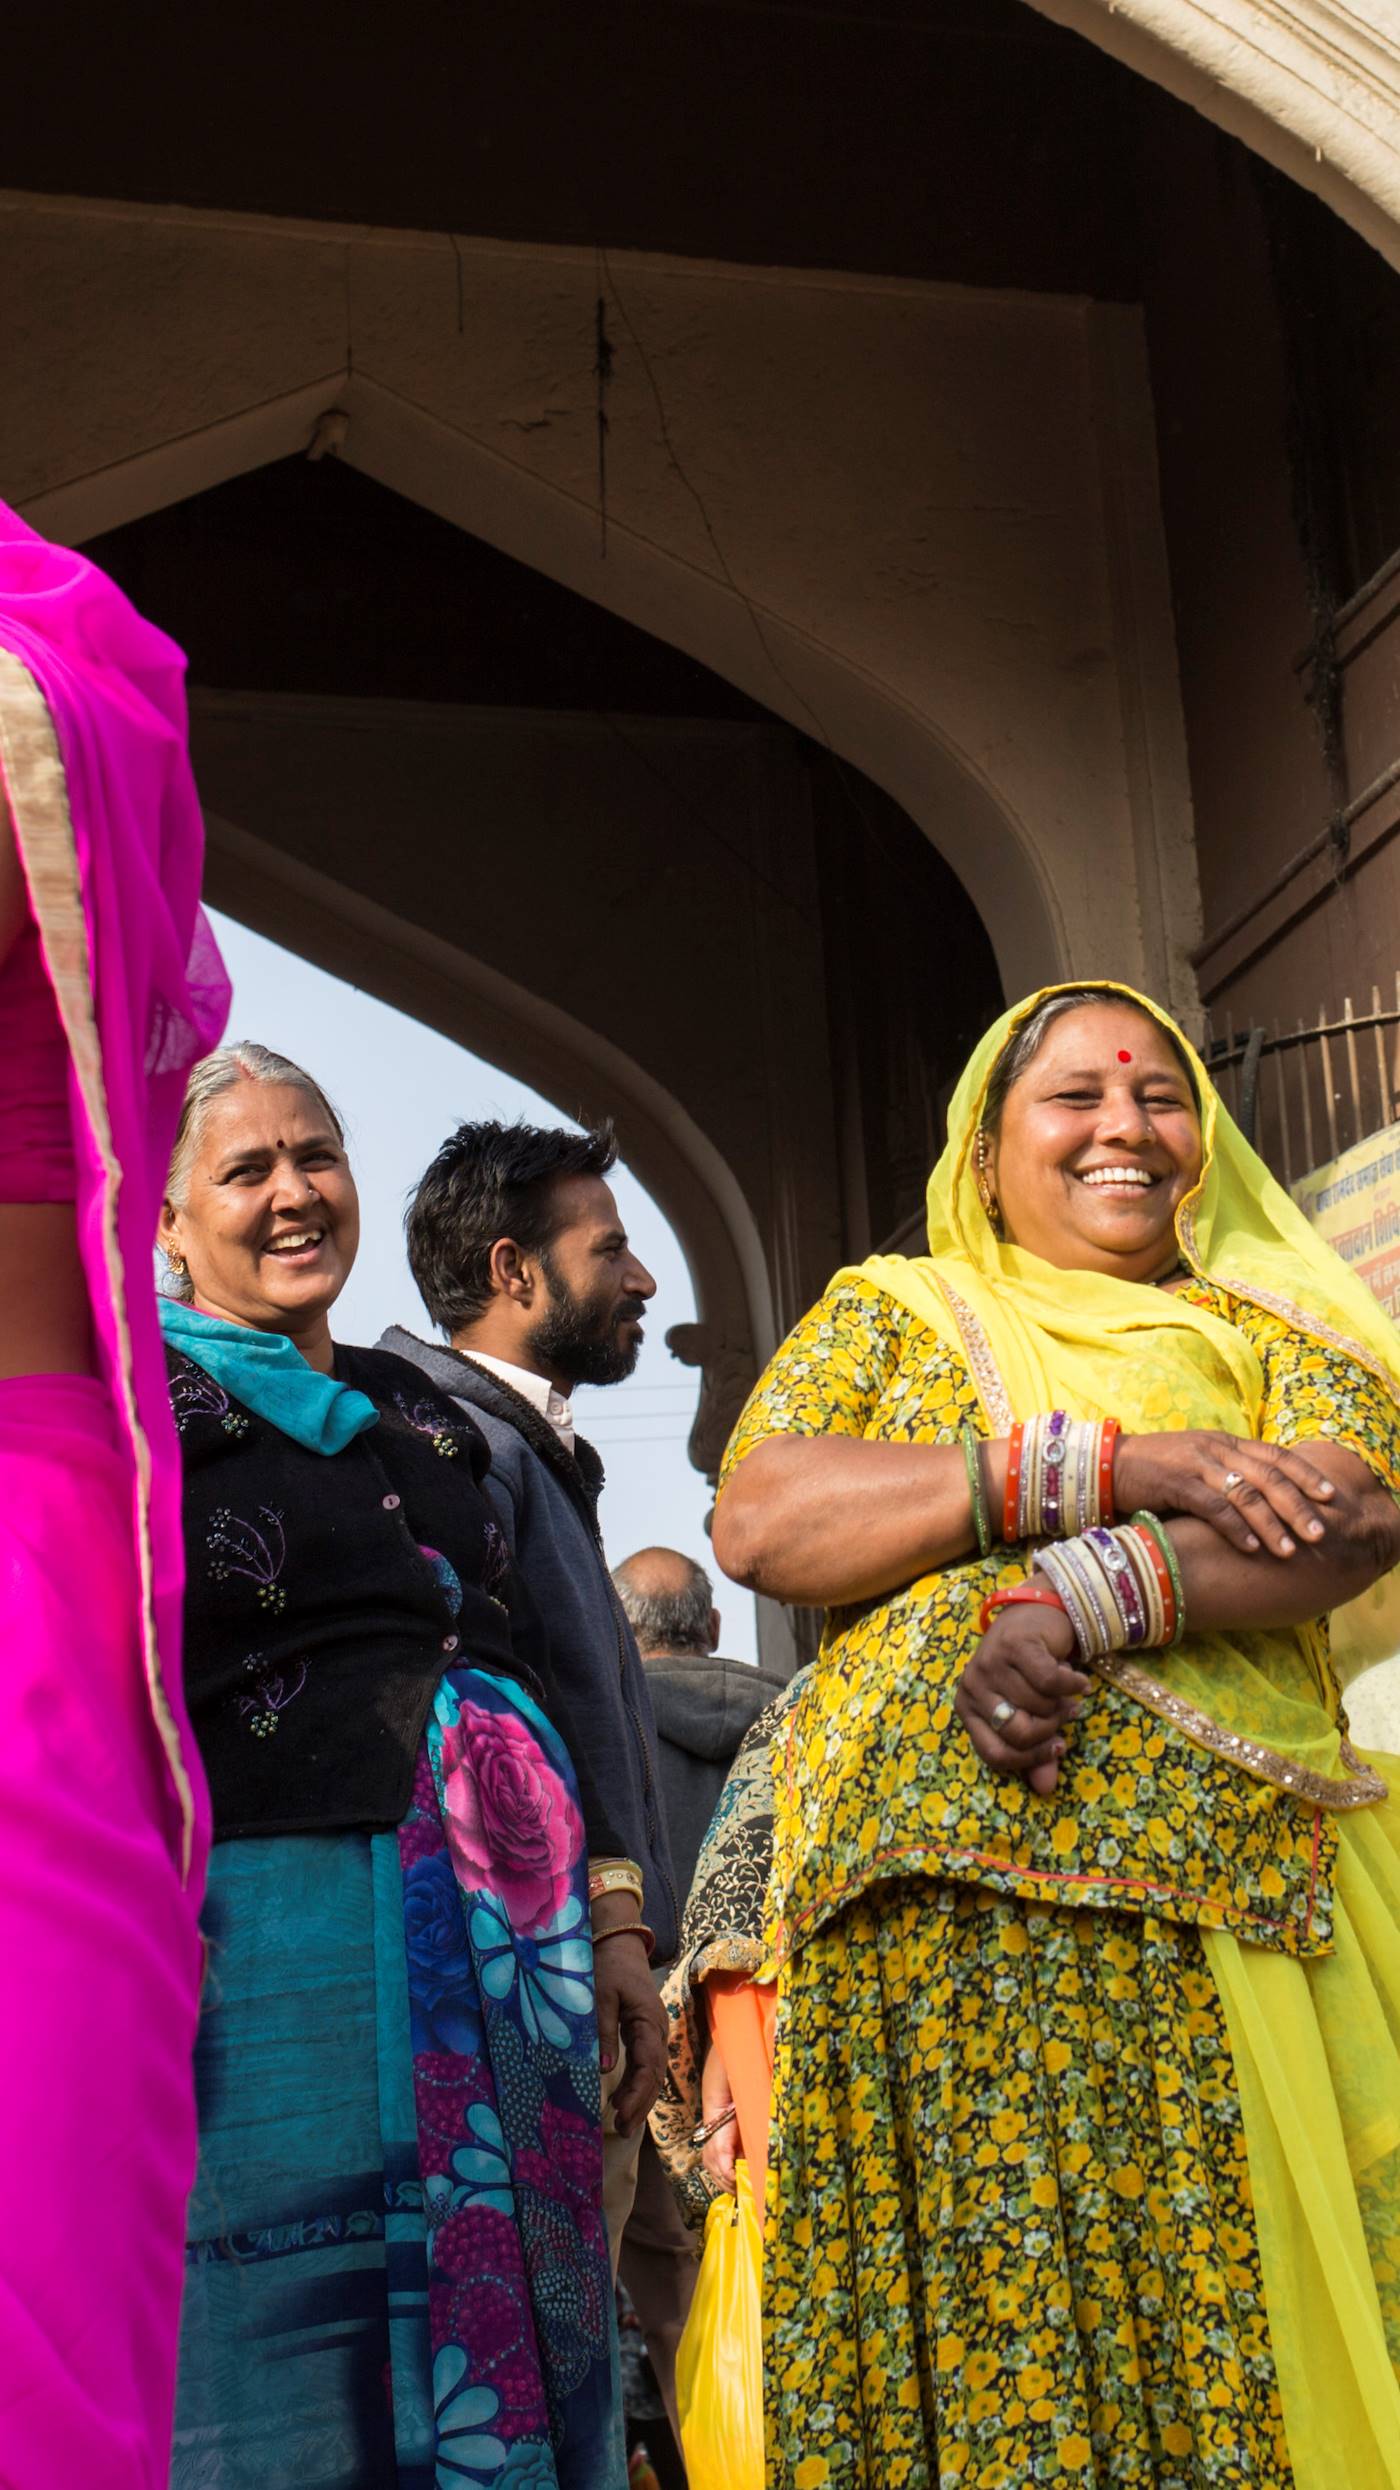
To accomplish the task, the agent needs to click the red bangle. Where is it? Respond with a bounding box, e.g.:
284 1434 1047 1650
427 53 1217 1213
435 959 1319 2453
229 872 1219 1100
1003 1421 1025 1545
1131 1521 1177 1643
1099 1418 1121 1528
979 1582 1068 1635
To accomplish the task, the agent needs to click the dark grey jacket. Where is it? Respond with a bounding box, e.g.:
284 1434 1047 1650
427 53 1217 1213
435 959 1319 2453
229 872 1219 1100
378 1327 679 1963
643 1652 791 1910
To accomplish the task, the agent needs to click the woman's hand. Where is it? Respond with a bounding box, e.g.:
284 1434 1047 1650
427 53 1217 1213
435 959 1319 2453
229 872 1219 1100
698 2023 738 2195
1115 1430 1337 1558
592 1893 668 2140
955 1601 1089 1797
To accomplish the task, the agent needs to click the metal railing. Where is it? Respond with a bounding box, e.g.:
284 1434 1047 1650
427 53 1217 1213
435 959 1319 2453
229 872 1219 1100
1203 979 1400 1186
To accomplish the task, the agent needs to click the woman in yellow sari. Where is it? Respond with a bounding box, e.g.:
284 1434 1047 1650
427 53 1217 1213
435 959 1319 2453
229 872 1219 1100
712 981 1400 2490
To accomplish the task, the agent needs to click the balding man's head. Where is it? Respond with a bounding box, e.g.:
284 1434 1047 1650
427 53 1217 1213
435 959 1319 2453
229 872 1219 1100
613 1547 719 1657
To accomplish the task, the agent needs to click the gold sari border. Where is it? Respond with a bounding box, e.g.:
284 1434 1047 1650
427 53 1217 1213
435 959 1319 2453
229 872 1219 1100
937 1274 1014 1433
0 645 198 1878
1177 1201 1400 1419
1091 1652 1388 1810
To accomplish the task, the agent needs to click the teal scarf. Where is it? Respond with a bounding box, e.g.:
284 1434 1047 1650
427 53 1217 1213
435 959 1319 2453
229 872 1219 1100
158 1298 379 1454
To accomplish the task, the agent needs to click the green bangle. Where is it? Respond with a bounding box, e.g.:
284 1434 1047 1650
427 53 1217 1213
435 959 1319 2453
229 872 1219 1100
962 1425 992 1560
1131 1509 1187 1645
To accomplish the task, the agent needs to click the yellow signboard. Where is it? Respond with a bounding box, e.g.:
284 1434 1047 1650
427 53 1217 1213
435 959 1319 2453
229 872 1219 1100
1292 1124 1400 1320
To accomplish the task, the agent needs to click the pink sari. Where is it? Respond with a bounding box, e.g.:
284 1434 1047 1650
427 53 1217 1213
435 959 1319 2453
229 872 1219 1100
0 505 229 2486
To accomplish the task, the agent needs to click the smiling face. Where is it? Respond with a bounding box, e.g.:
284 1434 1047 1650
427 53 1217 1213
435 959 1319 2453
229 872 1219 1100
160 1079 359 1367
983 1001 1202 1283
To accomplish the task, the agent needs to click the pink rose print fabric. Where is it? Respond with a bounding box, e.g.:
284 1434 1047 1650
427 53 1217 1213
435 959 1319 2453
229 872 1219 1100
402 1667 622 2486
441 1701 581 1934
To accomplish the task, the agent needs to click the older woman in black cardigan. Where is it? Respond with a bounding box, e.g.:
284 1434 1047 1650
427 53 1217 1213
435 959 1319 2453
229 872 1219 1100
159 1042 640 2490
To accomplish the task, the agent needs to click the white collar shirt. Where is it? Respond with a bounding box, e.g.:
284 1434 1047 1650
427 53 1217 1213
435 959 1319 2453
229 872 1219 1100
468 1351 576 1454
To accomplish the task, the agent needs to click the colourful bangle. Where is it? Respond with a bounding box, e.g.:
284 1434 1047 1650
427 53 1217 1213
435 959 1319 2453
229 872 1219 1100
1130 1510 1186 1646
1125 1524 1168 1646
1034 1518 1182 1658
592 1920 656 1960
1007 1414 1122 1541
1040 1408 1069 1535
979 1581 1068 1635
1004 1422 1025 1546
588 1860 644 1903
1100 1419 1121 1528
1085 1524 1148 1645
1035 1536 1123 1655
962 1426 992 1560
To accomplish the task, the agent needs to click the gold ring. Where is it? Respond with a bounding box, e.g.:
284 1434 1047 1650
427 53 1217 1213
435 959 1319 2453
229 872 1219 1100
1223 1470 1246 1495
990 1697 1017 1730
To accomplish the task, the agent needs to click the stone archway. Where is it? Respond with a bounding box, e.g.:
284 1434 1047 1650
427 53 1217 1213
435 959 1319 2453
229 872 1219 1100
5 194 1205 1016
316 377 1068 1012
21 364 1066 1005
1025 1 1400 276
76 434 1004 1484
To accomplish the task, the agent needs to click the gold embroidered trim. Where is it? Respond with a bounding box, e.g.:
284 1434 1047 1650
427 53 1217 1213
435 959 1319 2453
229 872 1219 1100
1176 1203 1400 1416
1091 1650 1389 1810
690 1935 766 1985
0 646 198 1878
937 1274 1014 1433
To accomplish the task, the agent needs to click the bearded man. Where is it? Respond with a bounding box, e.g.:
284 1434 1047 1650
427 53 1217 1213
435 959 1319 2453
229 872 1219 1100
382 1118 676 2266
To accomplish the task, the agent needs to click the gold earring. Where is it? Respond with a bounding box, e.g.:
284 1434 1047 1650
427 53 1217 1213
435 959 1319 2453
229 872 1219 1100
167 1249 186 1277
975 1131 1001 1233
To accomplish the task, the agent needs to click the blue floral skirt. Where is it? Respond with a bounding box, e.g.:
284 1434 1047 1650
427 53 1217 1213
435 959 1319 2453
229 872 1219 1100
172 1667 625 2489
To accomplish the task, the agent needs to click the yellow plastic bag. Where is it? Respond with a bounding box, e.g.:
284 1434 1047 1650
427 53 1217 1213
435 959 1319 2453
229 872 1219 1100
675 2158 765 2490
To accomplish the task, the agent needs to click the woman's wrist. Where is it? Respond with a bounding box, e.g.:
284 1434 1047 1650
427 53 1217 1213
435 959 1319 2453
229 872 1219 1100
590 1881 656 1959
593 1921 656 1958
1032 1516 1184 1654
1005 1414 1121 1542
590 1885 648 1935
588 1855 643 1907
1111 1433 1141 1515
981 1437 1011 1545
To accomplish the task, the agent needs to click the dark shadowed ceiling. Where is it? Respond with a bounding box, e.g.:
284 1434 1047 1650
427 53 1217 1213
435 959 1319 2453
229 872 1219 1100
17 0 1144 295
84 460 768 714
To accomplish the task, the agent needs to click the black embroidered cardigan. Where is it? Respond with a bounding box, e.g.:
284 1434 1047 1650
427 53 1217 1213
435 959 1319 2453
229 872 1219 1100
169 1341 589 1842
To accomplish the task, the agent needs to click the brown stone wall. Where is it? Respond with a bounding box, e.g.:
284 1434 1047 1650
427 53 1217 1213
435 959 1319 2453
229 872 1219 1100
1139 100 1400 1106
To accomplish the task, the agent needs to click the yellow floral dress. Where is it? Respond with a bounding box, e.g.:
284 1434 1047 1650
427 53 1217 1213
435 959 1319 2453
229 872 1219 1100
719 1275 1400 2490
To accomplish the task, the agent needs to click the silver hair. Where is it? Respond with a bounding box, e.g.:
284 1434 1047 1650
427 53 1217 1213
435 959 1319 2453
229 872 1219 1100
980 988 1197 1134
612 1555 715 1656
162 1041 345 1301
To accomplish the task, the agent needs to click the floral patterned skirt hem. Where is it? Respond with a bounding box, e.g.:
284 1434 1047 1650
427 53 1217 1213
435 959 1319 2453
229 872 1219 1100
173 1664 625 2490
763 1877 1293 2490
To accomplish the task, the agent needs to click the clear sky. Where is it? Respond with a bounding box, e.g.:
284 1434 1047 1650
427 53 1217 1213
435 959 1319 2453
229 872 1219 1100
208 909 759 1660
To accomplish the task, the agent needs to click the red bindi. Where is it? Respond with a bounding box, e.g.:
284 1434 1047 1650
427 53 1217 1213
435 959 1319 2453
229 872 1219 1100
1117 1048 1133 1063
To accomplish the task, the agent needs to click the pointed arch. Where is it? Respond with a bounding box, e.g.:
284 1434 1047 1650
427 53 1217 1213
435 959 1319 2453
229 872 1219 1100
1024 1 1400 276
21 365 1065 1004
200 805 778 1366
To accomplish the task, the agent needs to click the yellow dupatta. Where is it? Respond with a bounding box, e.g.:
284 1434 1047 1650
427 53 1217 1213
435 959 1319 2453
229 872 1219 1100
844 981 1400 1810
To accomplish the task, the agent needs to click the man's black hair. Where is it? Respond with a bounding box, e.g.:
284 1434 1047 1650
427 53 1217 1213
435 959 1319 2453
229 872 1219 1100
406 1117 619 1334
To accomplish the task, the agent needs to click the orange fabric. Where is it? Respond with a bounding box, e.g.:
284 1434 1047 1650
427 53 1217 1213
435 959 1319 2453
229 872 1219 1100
706 1973 777 2228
